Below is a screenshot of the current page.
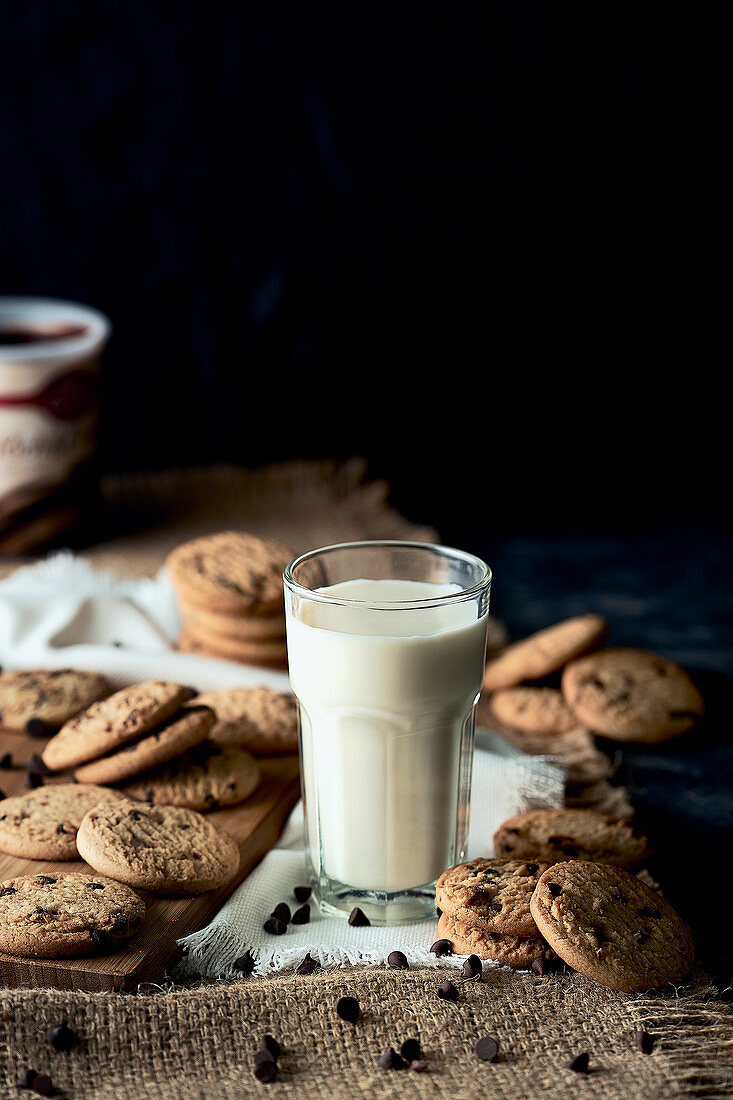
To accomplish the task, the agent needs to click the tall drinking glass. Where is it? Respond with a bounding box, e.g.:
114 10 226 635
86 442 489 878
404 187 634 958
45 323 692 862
283 540 491 924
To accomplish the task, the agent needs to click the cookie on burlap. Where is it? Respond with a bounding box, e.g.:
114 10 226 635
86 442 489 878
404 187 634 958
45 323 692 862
73 705 216 785
0 784 126 861
493 808 651 869
119 742 261 811
529 860 694 992
0 668 111 736
195 686 298 753
488 686 579 734
436 858 550 937
76 797 240 894
561 647 704 743
482 614 608 692
0 872 146 958
436 911 557 969
166 530 294 616
177 629 289 669
41 681 195 772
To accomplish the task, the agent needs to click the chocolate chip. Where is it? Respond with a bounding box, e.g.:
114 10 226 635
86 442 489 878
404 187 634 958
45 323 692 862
547 882 562 897
55 824 67 835
378 1048 405 1070
271 902 291 924
436 980 459 1002
430 938 453 957
475 1035 499 1062
253 1049 275 1067
462 954 482 980
296 952 318 975
400 1038 421 1062
635 1029 655 1054
568 1052 590 1073
31 1073 54 1096
26 772 43 789
348 906 370 926
233 949 256 974
638 906 661 920
291 904 310 925
253 1059 277 1082
0 788 5 801
0 886 16 897
86 881 104 890
634 929 651 945
36 876 56 885
410 1060 429 1072
27 753 54 776
532 956 551 976
0 752 13 769
263 917 287 936
26 718 52 738
294 886 311 903
45 1022 75 1050
90 929 111 947
388 950 408 970
336 996 360 1023
16 1067 37 1088
259 1034 280 1059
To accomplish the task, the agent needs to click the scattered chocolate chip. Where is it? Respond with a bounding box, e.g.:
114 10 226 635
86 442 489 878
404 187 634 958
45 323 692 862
31 1073 54 1096
45 1022 75 1050
26 719 52 738
90 929 111 948
253 1059 277 1082
55 824 68 835
638 906 661 920
437 980 459 1002
263 917 287 936
436 906 442 917
254 1050 275 1067
378 1048 405 1070
475 1035 499 1062
532 956 551 976
86 881 104 890
547 882 562 897
233 950 256 974
16 1068 37 1089
635 1029 655 1054
291 904 310 925
388 950 408 970
430 938 453 957
0 886 16 897
27 753 54 776
271 902 291 924
634 929 651 945
294 886 311 903
410 1060 429 1072
0 752 12 769
259 1034 280 1059
348 906 370 926
296 952 318 975
400 1038 421 1062
0 788 5 801
36 876 56 886
568 1052 590 1073
336 996 360 1023
462 954 482 980
26 772 43 789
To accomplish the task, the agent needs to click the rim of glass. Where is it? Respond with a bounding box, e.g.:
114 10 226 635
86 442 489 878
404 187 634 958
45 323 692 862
283 540 491 610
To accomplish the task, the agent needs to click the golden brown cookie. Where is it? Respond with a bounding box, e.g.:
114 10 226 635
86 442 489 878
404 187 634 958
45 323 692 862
529 861 694 992
76 797 240 894
176 628 289 669
119 742 261 811
0 784 126 861
166 530 294 616
72 705 216 785
41 681 195 772
436 858 550 937
436 911 557 969
493 808 651 869
0 872 146 958
195 686 298 753
561 647 704 743
482 614 608 692
178 600 286 641
488 686 579 734
0 668 111 736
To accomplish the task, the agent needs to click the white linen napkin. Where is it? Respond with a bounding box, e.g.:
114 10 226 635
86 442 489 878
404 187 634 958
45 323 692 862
0 552 566 976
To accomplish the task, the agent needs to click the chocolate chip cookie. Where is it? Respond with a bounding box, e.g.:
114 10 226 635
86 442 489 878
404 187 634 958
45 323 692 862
0 668 111 736
436 911 557 969
483 614 608 692
561 647 705 743
76 797 240 894
119 742 261 811
488 686 579 734
41 680 195 772
73 705 216 785
166 530 294 616
493 808 651 869
195 686 298 753
0 783 126 861
529 861 694 992
0 872 146 958
436 858 550 937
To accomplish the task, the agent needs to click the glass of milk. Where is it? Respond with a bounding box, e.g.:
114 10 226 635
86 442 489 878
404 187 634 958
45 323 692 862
284 540 491 925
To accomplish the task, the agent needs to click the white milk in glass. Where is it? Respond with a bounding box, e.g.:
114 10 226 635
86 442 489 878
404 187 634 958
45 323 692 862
286 578 488 894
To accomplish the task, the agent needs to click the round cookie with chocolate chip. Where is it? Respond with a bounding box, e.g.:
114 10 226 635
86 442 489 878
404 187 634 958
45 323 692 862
166 530 294 616
529 860 694 992
73 705 216 785
0 668 111 737
436 858 551 937
0 783 127 861
195 686 298 754
493 808 651 869
76 797 240 894
436 911 557 969
41 680 196 772
119 742 261 811
561 647 704 743
488 686 579 735
0 872 146 957
482 614 609 693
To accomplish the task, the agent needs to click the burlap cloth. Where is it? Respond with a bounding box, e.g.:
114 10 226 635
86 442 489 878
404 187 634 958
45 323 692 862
1 459 732 1097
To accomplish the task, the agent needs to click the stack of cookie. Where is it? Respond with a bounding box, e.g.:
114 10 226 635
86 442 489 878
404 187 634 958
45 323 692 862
166 530 295 669
436 806 695 993
481 613 705 746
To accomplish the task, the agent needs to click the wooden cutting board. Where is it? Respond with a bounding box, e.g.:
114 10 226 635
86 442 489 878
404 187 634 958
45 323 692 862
0 729 301 991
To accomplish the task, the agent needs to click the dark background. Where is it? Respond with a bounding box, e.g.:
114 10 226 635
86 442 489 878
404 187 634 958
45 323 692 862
2 2 732 983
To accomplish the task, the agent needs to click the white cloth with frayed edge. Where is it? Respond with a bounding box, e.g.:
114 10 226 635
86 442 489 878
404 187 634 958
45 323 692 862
0 552 566 977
